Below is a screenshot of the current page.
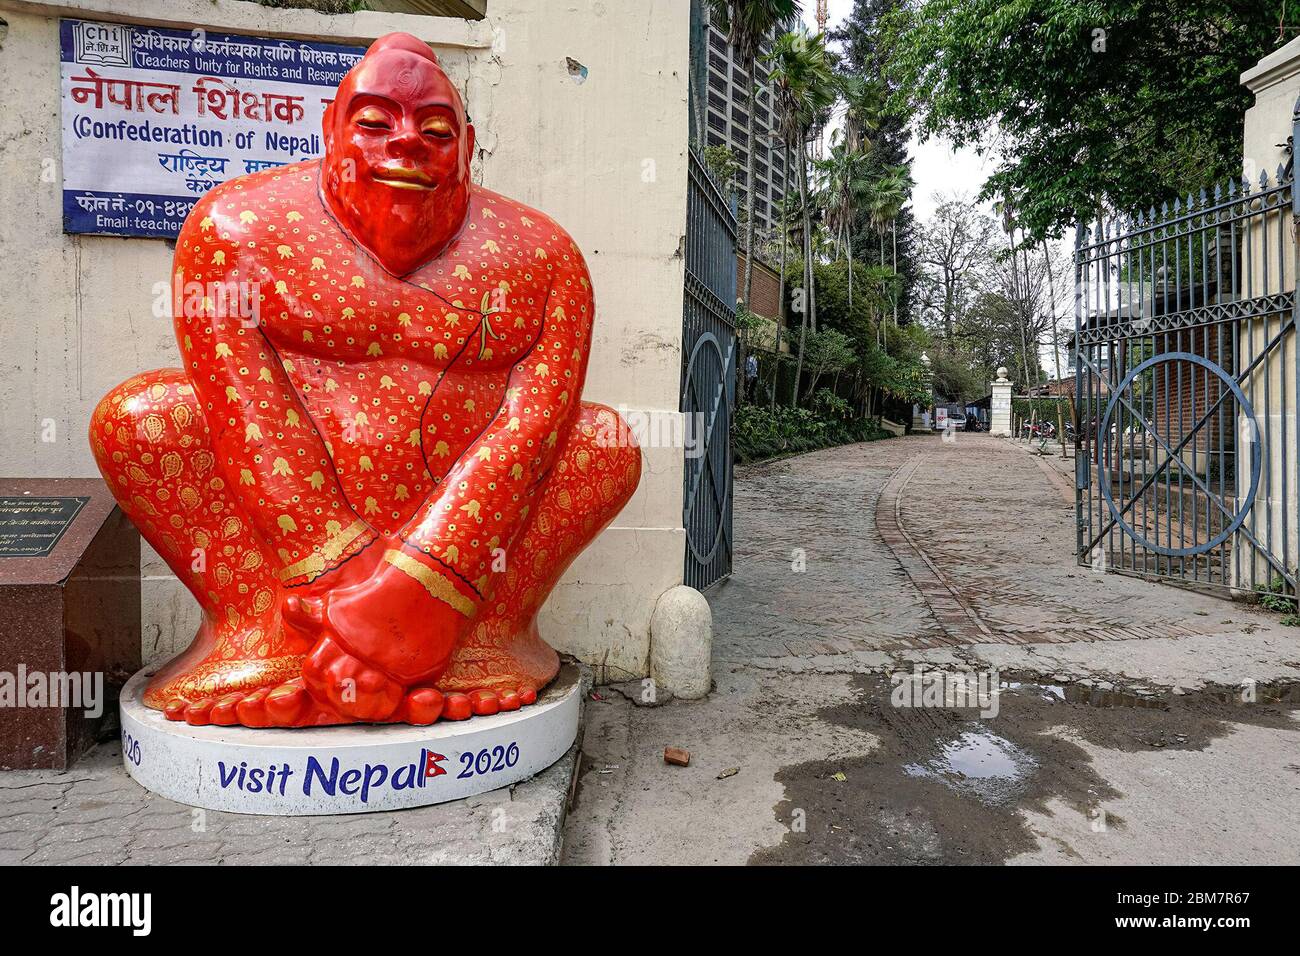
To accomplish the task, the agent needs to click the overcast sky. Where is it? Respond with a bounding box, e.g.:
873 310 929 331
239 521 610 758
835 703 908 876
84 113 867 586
801 0 997 222
802 1 1070 376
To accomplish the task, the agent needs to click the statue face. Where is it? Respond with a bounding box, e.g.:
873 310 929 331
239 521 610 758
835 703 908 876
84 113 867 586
323 41 475 275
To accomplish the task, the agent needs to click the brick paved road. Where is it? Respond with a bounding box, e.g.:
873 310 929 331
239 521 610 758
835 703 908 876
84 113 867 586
713 432 1277 666
566 433 1300 865
712 441 939 661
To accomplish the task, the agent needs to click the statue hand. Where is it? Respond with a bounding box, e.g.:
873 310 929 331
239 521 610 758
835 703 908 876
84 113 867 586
278 535 387 645
298 547 469 721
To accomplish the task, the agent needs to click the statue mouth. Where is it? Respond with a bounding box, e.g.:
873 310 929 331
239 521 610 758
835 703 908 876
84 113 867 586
371 167 438 191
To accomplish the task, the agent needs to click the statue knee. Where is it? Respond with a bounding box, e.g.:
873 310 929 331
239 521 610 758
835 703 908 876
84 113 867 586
572 401 642 507
89 369 192 468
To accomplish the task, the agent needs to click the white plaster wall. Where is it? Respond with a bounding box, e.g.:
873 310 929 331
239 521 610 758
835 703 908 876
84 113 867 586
1235 40 1300 590
0 0 689 680
1242 35 1300 180
479 0 689 679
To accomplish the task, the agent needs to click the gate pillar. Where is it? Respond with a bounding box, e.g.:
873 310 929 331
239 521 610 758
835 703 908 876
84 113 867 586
990 367 1014 437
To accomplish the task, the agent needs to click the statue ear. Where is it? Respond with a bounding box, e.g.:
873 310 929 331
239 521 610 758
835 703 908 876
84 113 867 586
464 122 476 168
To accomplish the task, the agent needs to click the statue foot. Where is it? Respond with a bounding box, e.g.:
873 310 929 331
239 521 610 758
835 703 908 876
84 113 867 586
439 685 539 720
162 678 346 728
298 637 540 724
301 636 408 722
160 672 541 727
160 674 453 728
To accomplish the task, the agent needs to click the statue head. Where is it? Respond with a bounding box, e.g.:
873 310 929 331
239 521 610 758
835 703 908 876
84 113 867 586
323 33 476 276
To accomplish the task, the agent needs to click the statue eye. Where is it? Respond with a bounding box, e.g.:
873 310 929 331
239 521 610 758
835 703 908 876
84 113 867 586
354 107 391 130
421 116 453 138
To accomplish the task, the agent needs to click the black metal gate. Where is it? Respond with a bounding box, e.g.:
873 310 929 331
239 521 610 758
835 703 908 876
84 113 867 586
681 148 737 590
1074 117 1297 603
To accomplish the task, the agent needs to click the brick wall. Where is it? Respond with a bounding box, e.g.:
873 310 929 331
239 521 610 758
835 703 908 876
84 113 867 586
737 253 783 325
1147 330 1232 469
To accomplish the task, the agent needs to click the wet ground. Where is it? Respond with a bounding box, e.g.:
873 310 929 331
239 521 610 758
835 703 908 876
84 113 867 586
563 435 1300 865
750 675 1299 865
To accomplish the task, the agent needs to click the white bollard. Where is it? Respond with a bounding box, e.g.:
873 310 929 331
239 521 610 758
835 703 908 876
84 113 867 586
649 584 712 700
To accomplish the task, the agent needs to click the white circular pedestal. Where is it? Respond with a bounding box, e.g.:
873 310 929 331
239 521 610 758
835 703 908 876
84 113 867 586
118 664 581 815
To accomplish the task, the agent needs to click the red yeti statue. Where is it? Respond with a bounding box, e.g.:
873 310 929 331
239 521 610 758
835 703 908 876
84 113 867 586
90 33 641 728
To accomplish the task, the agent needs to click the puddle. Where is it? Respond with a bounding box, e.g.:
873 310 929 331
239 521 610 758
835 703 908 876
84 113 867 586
1002 675 1300 710
1001 679 1165 709
1003 681 1065 702
904 727 1037 805
753 672 1300 865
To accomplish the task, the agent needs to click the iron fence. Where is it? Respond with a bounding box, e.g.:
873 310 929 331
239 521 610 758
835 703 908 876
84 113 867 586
681 148 737 590
1073 108 1297 604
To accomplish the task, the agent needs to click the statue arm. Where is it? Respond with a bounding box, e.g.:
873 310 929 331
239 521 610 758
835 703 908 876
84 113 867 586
379 238 594 618
172 194 378 587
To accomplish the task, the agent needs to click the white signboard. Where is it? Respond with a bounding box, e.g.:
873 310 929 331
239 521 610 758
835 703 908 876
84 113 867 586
60 18 364 237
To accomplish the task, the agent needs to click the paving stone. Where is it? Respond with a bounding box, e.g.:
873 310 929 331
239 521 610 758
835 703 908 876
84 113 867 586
0 695 585 864
712 434 1300 689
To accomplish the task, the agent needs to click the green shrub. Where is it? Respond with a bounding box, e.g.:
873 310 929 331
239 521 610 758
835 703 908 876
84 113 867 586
813 388 853 419
1011 396 1070 425
732 403 889 463
1255 577 1297 614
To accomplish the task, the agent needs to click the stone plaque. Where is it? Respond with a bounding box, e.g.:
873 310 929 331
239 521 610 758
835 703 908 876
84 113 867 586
0 496 90 558
0 479 140 769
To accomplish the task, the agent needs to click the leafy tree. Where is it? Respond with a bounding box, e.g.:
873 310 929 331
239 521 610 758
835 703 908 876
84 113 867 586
803 257 890 352
914 196 997 338
861 346 932 407
766 28 837 405
799 328 858 400
913 195 1068 393
703 144 741 192
887 0 1290 240
834 0 921 319
927 347 986 403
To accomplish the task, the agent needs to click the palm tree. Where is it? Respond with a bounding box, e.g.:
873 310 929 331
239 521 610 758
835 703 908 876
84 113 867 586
837 74 884 155
816 137 873 308
768 189 801 409
707 0 797 312
765 28 834 407
864 163 911 343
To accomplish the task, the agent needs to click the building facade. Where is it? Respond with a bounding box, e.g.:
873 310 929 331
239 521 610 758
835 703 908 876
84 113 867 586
701 11 793 242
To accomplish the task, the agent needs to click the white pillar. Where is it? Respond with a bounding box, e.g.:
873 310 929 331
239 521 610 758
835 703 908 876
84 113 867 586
1239 39 1300 591
990 367 1013 437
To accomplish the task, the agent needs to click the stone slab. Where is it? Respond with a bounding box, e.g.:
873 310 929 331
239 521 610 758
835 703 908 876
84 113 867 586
0 477 140 769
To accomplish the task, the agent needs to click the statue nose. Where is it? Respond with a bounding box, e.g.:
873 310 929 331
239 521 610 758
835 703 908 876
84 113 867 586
388 125 426 157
